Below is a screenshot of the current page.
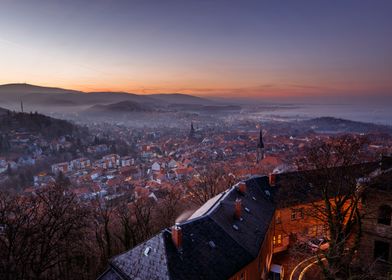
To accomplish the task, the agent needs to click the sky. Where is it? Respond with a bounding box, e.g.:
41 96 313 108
0 0 391 100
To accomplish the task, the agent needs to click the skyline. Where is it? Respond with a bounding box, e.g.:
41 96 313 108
0 0 391 100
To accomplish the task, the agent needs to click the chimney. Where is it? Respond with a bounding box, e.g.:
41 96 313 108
171 223 182 250
269 173 276 187
238 182 246 194
234 198 242 219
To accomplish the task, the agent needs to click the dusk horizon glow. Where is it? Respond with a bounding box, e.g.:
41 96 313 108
1 0 391 100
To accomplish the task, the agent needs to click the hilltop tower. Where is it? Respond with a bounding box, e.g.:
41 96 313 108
256 128 264 163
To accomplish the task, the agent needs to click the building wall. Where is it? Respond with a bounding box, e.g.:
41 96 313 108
229 219 275 280
273 203 327 250
273 198 355 254
360 189 392 274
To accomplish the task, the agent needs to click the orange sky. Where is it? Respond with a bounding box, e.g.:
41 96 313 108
0 1 391 100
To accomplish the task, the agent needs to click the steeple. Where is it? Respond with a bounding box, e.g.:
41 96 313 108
189 122 195 138
257 129 264 149
256 128 265 163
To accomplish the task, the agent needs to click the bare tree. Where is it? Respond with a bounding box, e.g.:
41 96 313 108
155 187 184 228
187 166 237 205
0 192 38 280
296 135 371 279
91 197 115 268
0 184 91 280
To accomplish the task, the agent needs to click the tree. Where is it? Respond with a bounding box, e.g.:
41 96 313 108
155 187 184 229
187 166 237 205
0 184 91 280
114 194 156 251
92 197 115 267
296 135 370 279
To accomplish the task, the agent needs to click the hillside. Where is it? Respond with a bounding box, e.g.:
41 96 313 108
302 117 392 134
84 101 153 115
0 110 86 140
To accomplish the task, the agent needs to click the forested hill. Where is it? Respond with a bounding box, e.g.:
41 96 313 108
0 108 87 140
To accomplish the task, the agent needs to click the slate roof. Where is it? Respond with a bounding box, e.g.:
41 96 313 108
98 176 276 280
274 161 380 208
97 268 123 280
100 233 170 280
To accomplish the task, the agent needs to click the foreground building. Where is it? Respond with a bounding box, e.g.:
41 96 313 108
99 157 392 280
99 177 276 280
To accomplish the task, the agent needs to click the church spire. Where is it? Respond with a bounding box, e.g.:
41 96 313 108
189 122 195 138
257 128 264 149
256 128 265 163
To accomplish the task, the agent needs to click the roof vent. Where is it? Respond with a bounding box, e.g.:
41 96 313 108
143 246 152 256
232 224 239 231
208 241 216 248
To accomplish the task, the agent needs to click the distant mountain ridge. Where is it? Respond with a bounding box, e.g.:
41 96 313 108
0 83 212 107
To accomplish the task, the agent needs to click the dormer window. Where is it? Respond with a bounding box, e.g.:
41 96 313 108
378 205 392 225
291 208 304 220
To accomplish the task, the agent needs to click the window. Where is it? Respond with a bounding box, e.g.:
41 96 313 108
309 224 327 237
273 235 282 246
309 226 317 237
291 208 304 220
374 240 390 261
378 205 392 225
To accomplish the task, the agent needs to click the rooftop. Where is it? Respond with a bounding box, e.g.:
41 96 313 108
98 176 275 280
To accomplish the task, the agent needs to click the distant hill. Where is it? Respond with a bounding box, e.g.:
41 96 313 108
0 84 214 110
0 83 81 95
302 117 392 134
84 101 153 115
0 106 9 115
148 93 212 105
169 103 241 112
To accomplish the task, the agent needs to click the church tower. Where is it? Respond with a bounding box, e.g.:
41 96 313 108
256 128 264 163
189 122 195 138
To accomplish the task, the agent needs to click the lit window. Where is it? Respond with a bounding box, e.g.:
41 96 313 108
273 235 282 246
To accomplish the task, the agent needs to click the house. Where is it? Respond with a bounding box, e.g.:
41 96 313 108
102 154 120 168
17 156 35 166
98 157 392 280
120 156 134 167
98 177 276 280
168 159 178 169
359 157 392 274
70 157 91 170
87 144 109 154
151 162 161 172
51 162 71 174
270 161 380 254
